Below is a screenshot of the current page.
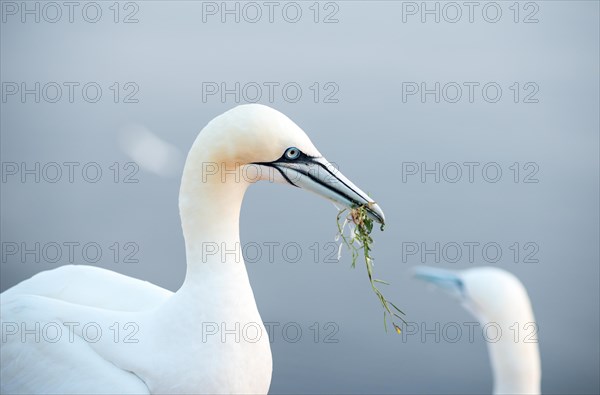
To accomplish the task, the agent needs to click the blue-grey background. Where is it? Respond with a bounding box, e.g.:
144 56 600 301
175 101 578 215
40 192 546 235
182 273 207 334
1 1 598 394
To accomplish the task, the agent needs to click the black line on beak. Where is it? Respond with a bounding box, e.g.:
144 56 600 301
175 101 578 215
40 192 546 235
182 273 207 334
253 154 382 223
308 158 371 204
256 162 300 188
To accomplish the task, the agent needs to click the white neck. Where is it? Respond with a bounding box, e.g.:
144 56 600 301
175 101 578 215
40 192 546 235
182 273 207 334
175 132 256 310
476 310 541 394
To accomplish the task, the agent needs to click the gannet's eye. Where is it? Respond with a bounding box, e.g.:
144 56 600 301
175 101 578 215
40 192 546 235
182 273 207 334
284 147 301 160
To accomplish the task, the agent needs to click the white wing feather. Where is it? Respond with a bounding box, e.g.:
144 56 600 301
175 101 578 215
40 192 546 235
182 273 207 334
2 265 173 311
1 265 173 393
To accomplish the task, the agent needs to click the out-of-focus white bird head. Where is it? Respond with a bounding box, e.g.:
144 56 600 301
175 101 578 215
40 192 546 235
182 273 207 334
413 266 541 395
413 266 533 324
193 104 385 224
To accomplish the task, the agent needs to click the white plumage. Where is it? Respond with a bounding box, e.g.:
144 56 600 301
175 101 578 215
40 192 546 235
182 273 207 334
414 266 541 395
1 104 384 394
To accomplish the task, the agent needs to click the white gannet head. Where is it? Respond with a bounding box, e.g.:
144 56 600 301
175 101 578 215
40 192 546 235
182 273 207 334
194 104 385 224
413 266 533 325
413 266 541 395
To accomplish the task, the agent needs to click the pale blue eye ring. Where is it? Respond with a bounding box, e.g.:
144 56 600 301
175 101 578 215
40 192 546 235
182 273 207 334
285 147 300 160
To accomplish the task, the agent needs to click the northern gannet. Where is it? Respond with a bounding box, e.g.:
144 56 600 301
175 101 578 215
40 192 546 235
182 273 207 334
414 266 541 395
0 104 385 394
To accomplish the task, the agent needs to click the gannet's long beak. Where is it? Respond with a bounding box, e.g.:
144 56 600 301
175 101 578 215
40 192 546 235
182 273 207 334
413 266 465 298
257 155 385 225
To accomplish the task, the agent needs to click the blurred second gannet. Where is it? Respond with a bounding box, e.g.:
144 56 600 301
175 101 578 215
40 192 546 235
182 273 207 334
414 266 541 395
